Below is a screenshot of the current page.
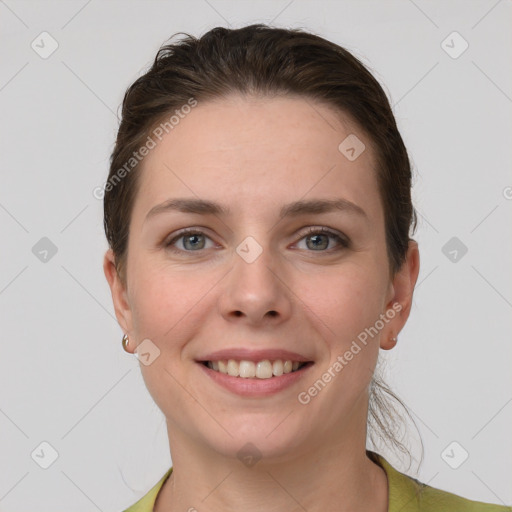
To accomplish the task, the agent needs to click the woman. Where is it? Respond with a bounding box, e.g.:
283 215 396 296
103 24 510 512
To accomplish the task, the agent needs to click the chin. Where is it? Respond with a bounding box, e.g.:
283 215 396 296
200 419 310 464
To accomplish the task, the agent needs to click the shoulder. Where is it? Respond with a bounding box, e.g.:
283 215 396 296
415 483 512 511
123 467 173 512
370 451 512 512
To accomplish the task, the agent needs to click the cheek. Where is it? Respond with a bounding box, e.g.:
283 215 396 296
304 268 384 396
129 263 218 342
301 265 385 341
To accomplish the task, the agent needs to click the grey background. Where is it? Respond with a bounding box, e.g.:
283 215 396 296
0 0 511 510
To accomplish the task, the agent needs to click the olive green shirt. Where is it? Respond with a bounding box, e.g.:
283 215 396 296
124 451 511 511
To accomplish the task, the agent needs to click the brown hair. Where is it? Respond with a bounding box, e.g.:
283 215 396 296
104 24 422 470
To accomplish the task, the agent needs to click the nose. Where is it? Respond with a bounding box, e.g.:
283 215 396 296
217 243 293 327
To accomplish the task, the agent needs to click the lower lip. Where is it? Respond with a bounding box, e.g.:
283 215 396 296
196 362 314 397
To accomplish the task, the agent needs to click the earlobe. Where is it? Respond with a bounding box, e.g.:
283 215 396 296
380 335 398 350
103 249 133 335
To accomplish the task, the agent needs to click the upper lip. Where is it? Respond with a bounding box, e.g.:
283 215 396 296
196 348 313 363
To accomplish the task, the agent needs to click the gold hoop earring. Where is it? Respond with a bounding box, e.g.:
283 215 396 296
122 334 130 352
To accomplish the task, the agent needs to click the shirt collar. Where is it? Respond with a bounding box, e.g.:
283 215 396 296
367 449 422 512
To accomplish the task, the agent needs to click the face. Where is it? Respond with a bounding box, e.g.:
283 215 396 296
104 94 419 463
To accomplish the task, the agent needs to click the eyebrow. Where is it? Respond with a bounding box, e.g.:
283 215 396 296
144 197 368 223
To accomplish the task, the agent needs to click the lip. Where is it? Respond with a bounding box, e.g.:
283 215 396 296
197 361 314 397
195 348 312 363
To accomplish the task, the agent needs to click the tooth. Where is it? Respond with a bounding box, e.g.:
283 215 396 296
272 360 284 376
227 359 239 377
239 360 256 378
218 360 228 374
208 359 306 377
256 360 273 379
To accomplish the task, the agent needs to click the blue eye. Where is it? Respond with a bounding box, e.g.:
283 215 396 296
165 227 349 254
165 229 214 252
296 227 349 251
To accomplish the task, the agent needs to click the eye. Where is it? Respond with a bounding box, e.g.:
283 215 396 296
295 227 349 252
165 228 216 252
164 226 349 254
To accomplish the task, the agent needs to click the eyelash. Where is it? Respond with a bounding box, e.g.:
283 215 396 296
164 226 350 254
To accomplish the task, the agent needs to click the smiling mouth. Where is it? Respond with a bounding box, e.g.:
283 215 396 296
199 359 314 379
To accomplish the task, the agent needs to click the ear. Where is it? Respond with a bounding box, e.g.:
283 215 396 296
103 249 135 353
380 240 420 350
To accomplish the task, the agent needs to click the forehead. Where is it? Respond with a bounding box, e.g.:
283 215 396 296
133 94 382 223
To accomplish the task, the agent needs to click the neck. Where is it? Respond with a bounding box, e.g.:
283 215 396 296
154 427 388 512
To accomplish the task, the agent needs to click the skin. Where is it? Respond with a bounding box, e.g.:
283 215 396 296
104 94 420 512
